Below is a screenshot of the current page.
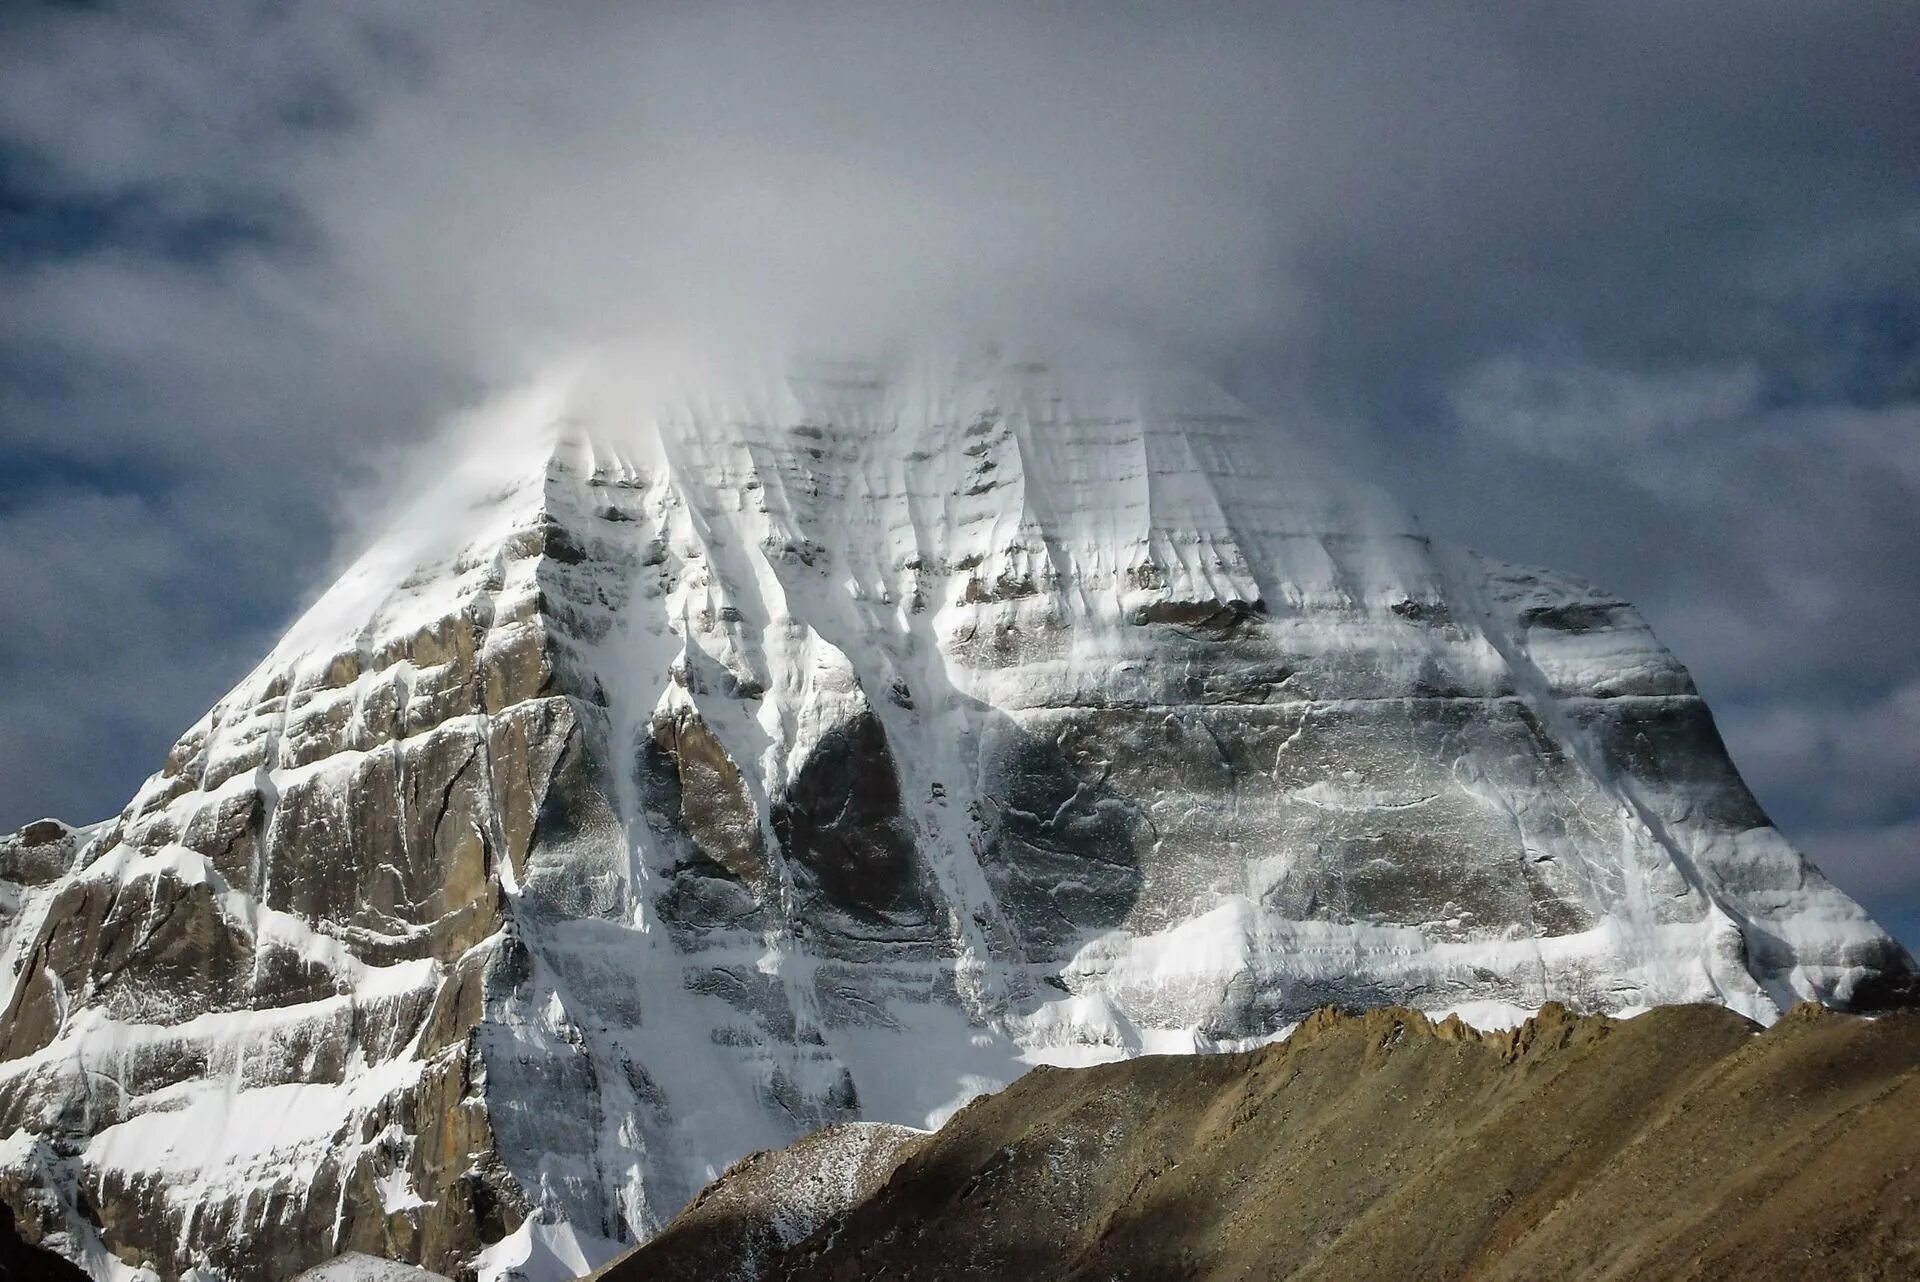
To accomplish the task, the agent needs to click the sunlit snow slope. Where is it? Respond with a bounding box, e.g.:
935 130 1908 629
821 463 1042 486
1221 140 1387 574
0 348 1911 1281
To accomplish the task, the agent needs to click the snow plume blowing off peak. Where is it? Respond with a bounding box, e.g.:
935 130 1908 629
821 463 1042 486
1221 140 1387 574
0 333 1913 1279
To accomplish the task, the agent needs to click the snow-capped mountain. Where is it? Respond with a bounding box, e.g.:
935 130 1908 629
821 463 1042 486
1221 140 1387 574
0 347 1910 1281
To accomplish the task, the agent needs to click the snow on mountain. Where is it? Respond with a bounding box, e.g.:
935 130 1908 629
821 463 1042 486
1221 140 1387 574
0 346 1911 1280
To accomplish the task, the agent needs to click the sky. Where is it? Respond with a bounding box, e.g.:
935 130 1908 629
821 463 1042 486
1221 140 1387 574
2 1 1917 948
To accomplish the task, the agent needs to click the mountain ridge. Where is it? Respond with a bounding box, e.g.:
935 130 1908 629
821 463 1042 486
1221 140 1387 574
597 1001 1920 1281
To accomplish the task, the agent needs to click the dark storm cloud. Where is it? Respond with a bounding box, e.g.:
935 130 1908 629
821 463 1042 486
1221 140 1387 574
2 1 1917 940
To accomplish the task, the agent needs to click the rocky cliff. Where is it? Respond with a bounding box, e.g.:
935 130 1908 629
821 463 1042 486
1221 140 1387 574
0 349 1910 1280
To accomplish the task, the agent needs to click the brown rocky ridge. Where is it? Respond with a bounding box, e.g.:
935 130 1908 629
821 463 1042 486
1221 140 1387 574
596 1002 1920 1281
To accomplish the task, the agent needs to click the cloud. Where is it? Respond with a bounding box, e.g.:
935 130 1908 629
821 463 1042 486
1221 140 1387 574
10 3 1920 391
0 485 270 825
1431 348 1920 950
1442 353 1920 698
1450 358 1764 463
1721 685 1920 828
1 0 1918 944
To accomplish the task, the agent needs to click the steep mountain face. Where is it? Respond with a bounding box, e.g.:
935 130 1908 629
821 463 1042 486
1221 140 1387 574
601 1003 1920 1282
0 350 1910 1281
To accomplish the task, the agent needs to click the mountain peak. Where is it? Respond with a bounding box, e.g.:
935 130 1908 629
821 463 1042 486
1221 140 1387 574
0 344 1910 1280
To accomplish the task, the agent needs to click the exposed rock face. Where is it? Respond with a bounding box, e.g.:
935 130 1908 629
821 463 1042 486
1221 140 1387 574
601 1002 1920 1281
0 350 1911 1280
0 1196 89 1282
582 1123 922 1282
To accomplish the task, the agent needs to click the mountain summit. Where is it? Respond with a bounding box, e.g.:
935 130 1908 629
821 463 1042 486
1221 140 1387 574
0 348 1910 1280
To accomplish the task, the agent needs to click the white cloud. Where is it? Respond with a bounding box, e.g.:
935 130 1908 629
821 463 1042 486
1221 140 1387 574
1721 684 1920 827
1450 356 1763 462
1795 819 1920 906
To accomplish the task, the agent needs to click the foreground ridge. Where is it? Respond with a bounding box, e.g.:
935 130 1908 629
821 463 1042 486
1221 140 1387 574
603 1002 1920 1281
0 348 1911 1279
